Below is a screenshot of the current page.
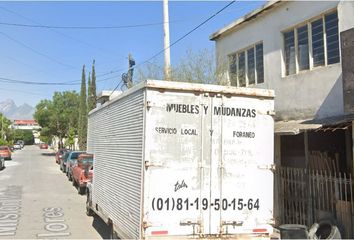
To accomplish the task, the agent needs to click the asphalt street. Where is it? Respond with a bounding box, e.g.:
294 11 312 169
0 145 110 239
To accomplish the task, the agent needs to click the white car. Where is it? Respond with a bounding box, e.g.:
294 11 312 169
13 144 22 150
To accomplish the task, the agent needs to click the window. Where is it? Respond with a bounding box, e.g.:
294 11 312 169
325 12 340 64
247 48 255 85
283 10 339 76
284 30 296 75
229 54 237 86
256 44 264 84
297 25 309 70
228 43 264 87
238 52 246 87
312 19 325 67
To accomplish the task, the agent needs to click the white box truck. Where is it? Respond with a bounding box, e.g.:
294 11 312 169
86 80 275 239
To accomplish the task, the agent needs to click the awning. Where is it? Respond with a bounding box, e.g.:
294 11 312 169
275 120 322 135
275 114 354 135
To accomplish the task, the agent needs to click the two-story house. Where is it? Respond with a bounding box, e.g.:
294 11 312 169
210 0 354 236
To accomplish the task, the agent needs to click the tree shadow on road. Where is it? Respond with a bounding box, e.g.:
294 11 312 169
92 215 111 239
41 153 56 157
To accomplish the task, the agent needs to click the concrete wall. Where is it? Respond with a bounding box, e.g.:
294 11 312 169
215 1 354 121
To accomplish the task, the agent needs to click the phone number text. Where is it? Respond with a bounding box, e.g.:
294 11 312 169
151 198 259 211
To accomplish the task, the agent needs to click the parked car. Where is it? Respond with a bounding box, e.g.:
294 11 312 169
0 146 12 160
17 140 25 148
66 151 85 180
13 144 22 150
39 143 48 149
55 148 68 164
72 153 93 194
60 151 71 172
0 156 4 170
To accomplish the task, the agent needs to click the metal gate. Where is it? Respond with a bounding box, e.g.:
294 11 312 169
277 166 354 238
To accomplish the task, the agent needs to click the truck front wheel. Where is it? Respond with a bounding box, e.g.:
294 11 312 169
109 223 118 239
85 192 94 216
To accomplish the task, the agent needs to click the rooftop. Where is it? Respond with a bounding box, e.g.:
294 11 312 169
13 120 38 125
209 0 283 41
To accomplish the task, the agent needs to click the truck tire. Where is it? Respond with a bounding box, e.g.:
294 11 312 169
109 223 118 240
78 186 85 195
86 192 94 216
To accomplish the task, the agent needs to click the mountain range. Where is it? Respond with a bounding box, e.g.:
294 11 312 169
0 99 35 120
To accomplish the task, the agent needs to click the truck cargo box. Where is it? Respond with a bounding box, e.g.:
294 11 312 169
87 80 275 239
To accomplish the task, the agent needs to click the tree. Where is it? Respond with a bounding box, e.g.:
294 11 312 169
66 127 76 150
88 60 97 112
136 60 164 83
13 129 34 145
136 48 228 85
88 72 92 110
34 91 80 148
78 65 87 150
0 113 13 143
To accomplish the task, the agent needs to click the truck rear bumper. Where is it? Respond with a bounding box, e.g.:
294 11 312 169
143 233 277 240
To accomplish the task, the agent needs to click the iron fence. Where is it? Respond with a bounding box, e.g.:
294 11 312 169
277 167 354 238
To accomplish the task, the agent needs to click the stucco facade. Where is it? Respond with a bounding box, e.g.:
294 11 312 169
212 1 354 121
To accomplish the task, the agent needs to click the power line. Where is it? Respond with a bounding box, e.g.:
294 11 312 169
0 1 236 89
109 79 124 97
144 1 236 65
0 21 180 29
0 87 51 97
0 73 121 86
0 6 127 63
0 77 79 86
108 0 236 92
0 31 77 69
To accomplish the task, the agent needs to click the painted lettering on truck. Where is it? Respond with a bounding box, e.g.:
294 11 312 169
165 103 256 118
151 197 260 211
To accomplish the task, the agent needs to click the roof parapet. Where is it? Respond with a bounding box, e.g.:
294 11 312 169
210 0 283 41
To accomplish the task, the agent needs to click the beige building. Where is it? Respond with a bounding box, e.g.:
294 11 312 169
211 1 354 236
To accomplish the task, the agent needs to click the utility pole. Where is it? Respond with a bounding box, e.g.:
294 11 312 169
163 0 171 81
122 53 135 89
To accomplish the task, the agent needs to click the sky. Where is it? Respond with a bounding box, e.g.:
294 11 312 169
0 1 265 107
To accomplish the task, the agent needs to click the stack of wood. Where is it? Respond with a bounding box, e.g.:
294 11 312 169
308 151 339 174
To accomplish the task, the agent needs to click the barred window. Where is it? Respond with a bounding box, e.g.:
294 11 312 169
325 12 340 64
247 48 255 85
256 43 264 84
229 54 237 86
283 10 339 76
238 52 246 87
228 43 264 87
284 30 296 75
312 19 325 67
297 25 309 71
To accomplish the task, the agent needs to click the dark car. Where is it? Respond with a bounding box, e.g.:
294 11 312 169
60 151 71 172
66 151 85 181
55 148 68 164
